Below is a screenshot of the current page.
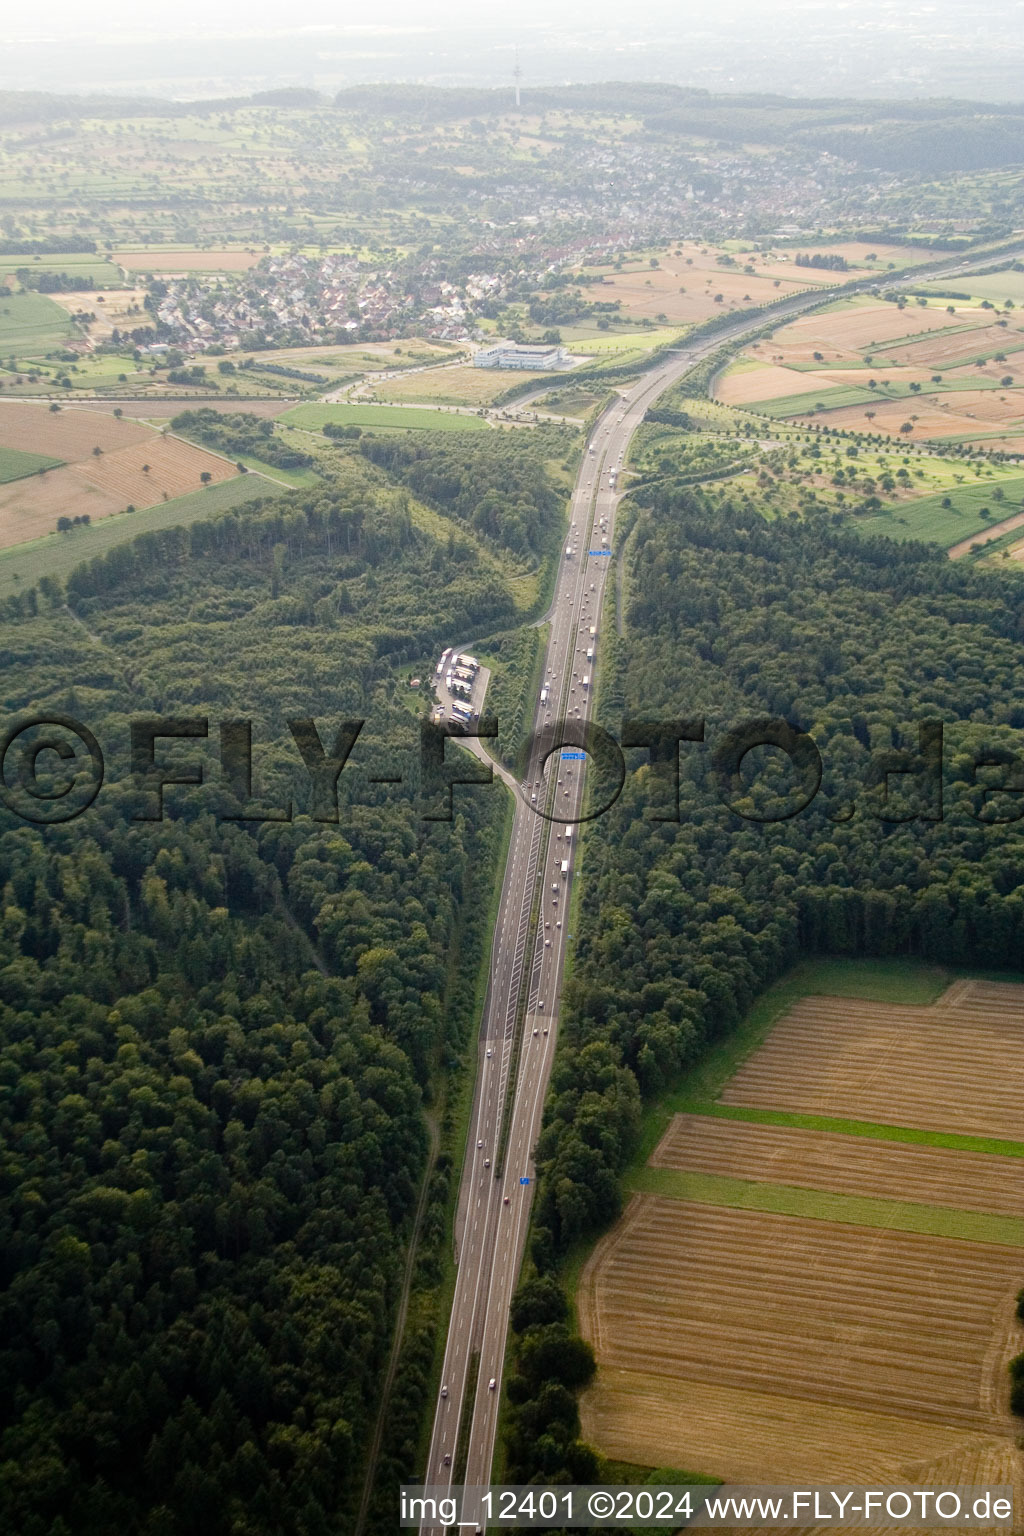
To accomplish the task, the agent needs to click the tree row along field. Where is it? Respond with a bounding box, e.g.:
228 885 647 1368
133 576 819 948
576 977 1024 1509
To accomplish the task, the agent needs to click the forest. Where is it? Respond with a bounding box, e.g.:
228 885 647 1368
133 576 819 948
171 410 314 473
0 471 519 1535
357 428 572 564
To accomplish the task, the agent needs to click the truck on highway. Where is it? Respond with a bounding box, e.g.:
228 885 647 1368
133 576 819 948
582 675 590 688
560 860 568 876
565 545 572 559
540 687 548 704
586 647 594 661
564 827 572 841
590 626 596 638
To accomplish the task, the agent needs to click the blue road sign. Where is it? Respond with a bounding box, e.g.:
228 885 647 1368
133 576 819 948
519 1176 530 1185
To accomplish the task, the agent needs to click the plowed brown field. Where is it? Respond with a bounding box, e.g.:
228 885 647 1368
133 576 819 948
651 1115 1024 1216
0 400 152 458
720 981 1024 1138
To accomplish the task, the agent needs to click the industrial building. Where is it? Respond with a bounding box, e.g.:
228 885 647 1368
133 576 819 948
473 340 567 370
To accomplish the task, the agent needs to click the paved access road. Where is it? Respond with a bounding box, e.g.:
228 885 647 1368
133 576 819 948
419 244 1024 1535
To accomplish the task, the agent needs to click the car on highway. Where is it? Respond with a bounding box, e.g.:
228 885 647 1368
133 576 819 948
486 1047 493 1057
488 1378 496 1391
441 1385 448 1397
443 1453 451 1466
503 1196 509 1206
484 1158 490 1168
533 1028 539 1036
477 1138 483 1147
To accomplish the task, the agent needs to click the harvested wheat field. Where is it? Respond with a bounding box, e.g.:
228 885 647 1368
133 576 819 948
794 393 1024 441
757 303 981 363
74 435 235 504
881 323 1024 370
578 1195 1023 1484
594 264 811 325
114 249 260 273
0 400 153 458
0 471 122 550
73 398 292 420
721 980 1024 1138
651 1115 1024 1217
48 288 150 340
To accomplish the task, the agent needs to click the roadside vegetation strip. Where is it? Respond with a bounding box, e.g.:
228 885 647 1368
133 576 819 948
626 1166 1024 1247
281 402 491 433
0 475 284 598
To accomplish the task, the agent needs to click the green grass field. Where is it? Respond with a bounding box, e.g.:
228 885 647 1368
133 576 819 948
916 270 1024 308
230 452 321 488
0 290 77 352
0 255 124 288
282 402 491 433
0 446 63 483
0 474 281 597
856 475 1024 547
570 327 686 355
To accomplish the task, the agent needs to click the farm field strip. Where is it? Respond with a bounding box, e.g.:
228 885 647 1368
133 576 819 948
580 1197 1022 1432
720 991 1024 1139
650 1114 1024 1217
580 1369 1013 1487
628 1164 1024 1246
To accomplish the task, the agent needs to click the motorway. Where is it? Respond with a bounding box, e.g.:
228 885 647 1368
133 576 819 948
418 242 1024 1535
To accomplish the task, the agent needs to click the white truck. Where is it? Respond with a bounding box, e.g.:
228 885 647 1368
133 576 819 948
586 647 594 661
582 675 590 689
560 860 569 876
540 687 549 704
565 545 572 559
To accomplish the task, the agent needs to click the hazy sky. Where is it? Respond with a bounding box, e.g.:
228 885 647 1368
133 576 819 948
5 0 1024 101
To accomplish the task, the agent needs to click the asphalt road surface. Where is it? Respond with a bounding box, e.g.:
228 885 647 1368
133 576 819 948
417 242 1024 1535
